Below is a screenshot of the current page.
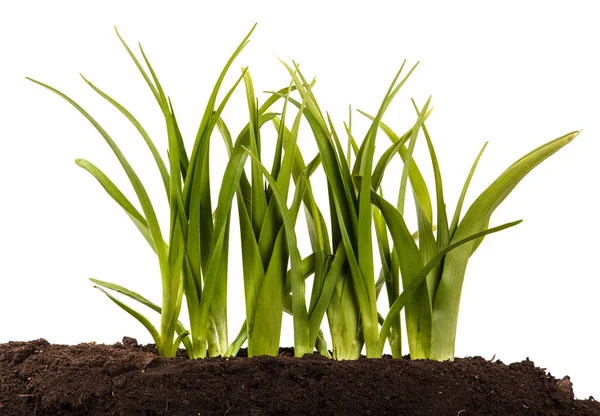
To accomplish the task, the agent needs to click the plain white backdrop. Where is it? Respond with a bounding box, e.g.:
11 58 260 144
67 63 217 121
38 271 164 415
1 0 598 399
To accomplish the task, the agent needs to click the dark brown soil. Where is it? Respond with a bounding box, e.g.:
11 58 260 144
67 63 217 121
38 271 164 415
1 338 598 415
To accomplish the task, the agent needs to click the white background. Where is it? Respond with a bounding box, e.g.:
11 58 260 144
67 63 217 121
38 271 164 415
1 0 598 399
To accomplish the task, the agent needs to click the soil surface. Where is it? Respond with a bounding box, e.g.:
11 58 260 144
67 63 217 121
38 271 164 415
1 338 598 415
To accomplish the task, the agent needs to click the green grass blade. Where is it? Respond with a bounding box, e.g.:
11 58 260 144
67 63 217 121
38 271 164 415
302 176 329 321
307 242 347 349
26 78 168 268
397 96 432 217
242 147 310 356
207 216 230 356
193 145 251 356
243 70 268 239
168 99 190 177
170 330 191 356
352 61 419 177
412 200 436 357
90 278 192 354
449 142 489 238
225 322 247 357
257 79 313 267
372 196 522 356
183 29 253 211
352 63 422 356
228 245 325 358
114 27 159 102
363 109 434 223
27 77 177 352
280 60 327 132
430 131 578 360
404 99 439 305
242 79 312 356
277 64 358 241
411 100 449 250
183 73 249 288
237 188 265 355
178 44 252 357
278 95 360 359
270 66 298 184
327 114 359 212
344 105 359 166
80 75 170 198
75 158 154 251
373 199 402 357
92 286 162 352
371 190 432 358
195 25 256 155
249 230 287 356
245 157 308 357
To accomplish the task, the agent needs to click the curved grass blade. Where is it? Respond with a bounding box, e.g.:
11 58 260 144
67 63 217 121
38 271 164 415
361 107 434 223
26 78 168 267
449 142 489 239
191 145 251 356
177 30 254 357
410 99 449 251
114 27 159 103
373 197 402 357
92 286 162 348
249 170 308 355
241 147 310 356
26 76 180 354
352 63 422 357
243 69 268 239
75 158 154 252
373 190 522 355
79 75 170 198
91 278 193 353
430 131 578 360
397 96 432 218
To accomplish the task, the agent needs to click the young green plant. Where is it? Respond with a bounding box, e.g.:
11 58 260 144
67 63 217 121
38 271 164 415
365 106 578 359
27 25 258 358
279 60 432 359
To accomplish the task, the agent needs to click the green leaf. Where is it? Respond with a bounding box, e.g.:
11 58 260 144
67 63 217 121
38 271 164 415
430 131 579 360
26 77 169 279
243 70 268 239
371 190 432 358
92 285 162 352
242 147 310 356
449 142 489 239
74 159 154 251
372 189 522 356
362 108 434 224
192 145 250 356
90 278 193 354
80 75 170 199
410 99 449 252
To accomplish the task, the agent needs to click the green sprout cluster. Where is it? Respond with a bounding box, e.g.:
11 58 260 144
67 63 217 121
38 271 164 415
28 25 577 360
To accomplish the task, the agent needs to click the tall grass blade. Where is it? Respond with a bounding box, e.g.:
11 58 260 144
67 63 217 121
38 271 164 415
430 131 578 360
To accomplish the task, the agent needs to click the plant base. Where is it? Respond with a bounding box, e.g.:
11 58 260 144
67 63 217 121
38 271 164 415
1 338 598 415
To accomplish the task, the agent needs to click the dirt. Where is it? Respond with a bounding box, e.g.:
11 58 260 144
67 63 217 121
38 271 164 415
1 338 598 415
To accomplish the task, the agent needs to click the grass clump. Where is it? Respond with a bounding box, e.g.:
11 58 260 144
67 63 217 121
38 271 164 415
27 25 578 360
